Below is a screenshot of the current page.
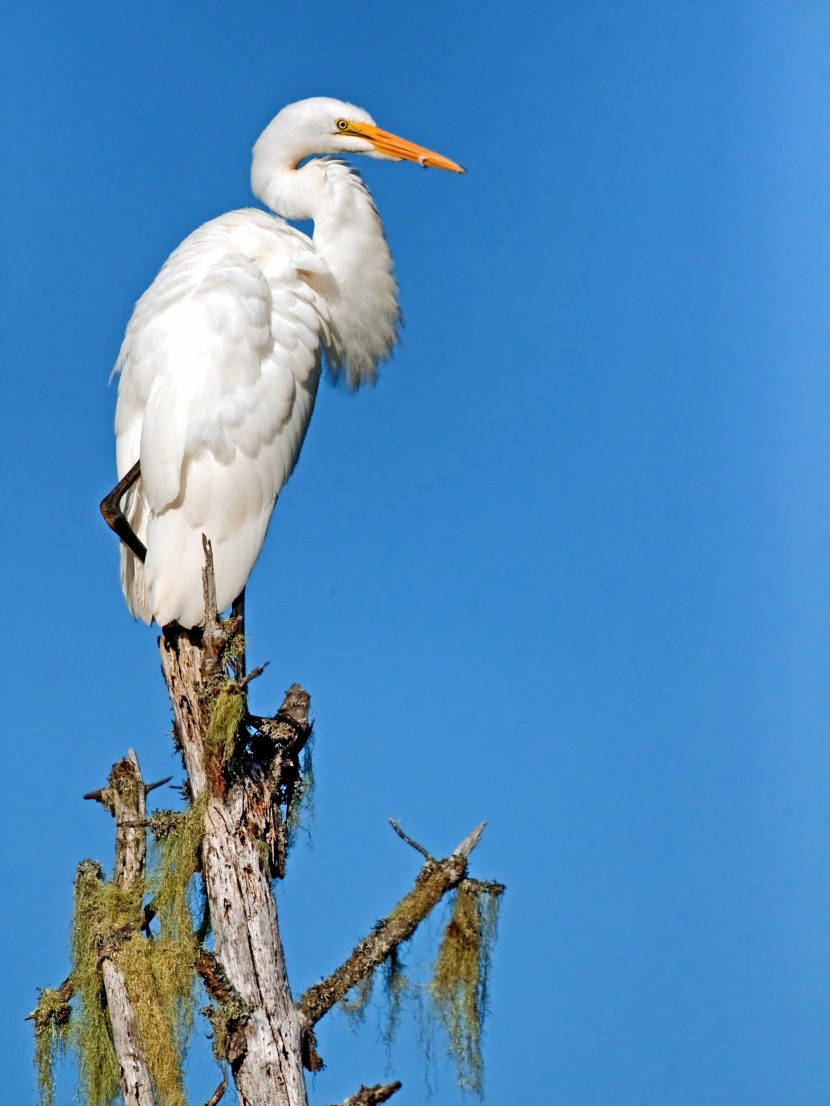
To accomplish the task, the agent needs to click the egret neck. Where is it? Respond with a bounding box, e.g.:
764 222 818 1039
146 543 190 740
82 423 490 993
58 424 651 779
252 152 399 387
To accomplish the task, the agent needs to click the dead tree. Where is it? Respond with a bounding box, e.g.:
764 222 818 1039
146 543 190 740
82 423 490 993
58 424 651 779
31 543 503 1106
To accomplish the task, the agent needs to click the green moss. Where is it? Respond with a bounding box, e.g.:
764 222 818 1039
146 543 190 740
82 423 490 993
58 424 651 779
206 687 245 767
110 757 144 812
32 989 71 1106
332 867 503 1092
223 632 247 671
67 796 205 1106
255 836 270 873
430 881 502 1096
385 864 444 933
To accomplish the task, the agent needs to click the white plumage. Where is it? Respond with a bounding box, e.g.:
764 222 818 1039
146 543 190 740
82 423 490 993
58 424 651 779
108 97 463 628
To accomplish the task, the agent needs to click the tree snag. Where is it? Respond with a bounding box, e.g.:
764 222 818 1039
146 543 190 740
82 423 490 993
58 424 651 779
32 541 504 1105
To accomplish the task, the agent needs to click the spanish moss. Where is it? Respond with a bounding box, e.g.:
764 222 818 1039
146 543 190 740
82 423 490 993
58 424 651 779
32 988 71 1106
71 861 136 1106
430 881 502 1096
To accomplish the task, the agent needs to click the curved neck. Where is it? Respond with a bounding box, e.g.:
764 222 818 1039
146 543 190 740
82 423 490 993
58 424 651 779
254 159 400 388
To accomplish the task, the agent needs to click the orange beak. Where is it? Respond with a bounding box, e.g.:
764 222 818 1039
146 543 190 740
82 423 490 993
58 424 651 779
345 121 466 173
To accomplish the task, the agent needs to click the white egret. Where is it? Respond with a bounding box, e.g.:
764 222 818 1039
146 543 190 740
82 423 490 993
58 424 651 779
101 96 464 629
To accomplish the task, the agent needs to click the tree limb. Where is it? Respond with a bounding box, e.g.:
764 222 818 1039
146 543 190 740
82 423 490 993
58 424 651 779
296 822 487 1030
200 535 227 679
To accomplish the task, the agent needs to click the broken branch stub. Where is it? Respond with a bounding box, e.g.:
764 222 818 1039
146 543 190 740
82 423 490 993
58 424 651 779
336 1082 402 1106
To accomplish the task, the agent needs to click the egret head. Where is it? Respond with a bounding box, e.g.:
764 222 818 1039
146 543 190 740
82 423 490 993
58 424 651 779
252 96 465 179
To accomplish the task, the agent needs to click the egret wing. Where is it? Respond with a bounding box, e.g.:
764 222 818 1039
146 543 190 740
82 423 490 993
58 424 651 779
113 220 330 627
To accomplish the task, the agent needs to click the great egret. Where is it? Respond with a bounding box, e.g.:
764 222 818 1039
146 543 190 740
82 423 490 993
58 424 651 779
101 96 464 629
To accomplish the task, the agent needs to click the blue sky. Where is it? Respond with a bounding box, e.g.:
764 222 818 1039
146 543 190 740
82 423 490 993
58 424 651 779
2 1 830 1103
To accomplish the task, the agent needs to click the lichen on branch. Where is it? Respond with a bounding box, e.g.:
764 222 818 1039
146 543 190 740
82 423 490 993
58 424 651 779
297 824 491 1033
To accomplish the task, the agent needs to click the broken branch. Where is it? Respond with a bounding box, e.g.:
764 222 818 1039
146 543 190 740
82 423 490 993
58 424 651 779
145 775 173 794
297 823 487 1030
195 949 247 1011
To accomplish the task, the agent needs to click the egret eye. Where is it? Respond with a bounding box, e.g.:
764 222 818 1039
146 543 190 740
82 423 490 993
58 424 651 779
335 119 349 132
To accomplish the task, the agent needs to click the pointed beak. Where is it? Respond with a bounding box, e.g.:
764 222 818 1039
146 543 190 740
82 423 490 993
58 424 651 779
346 121 466 173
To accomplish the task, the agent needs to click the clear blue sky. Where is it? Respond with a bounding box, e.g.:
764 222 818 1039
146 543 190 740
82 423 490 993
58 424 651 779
2 1 829 1103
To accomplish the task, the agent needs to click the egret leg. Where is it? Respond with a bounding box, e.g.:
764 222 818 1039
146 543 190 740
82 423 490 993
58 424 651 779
231 588 246 679
100 461 146 563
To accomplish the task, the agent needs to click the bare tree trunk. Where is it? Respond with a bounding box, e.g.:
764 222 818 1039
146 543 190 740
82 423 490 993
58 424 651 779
160 621 308 1106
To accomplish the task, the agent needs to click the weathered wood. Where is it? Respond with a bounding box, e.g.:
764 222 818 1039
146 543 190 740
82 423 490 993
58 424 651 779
107 751 148 888
100 959 156 1106
297 822 487 1030
159 623 308 1106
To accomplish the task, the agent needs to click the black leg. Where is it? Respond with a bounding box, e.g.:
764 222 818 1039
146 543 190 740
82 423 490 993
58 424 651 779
231 587 246 679
100 460 147 564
